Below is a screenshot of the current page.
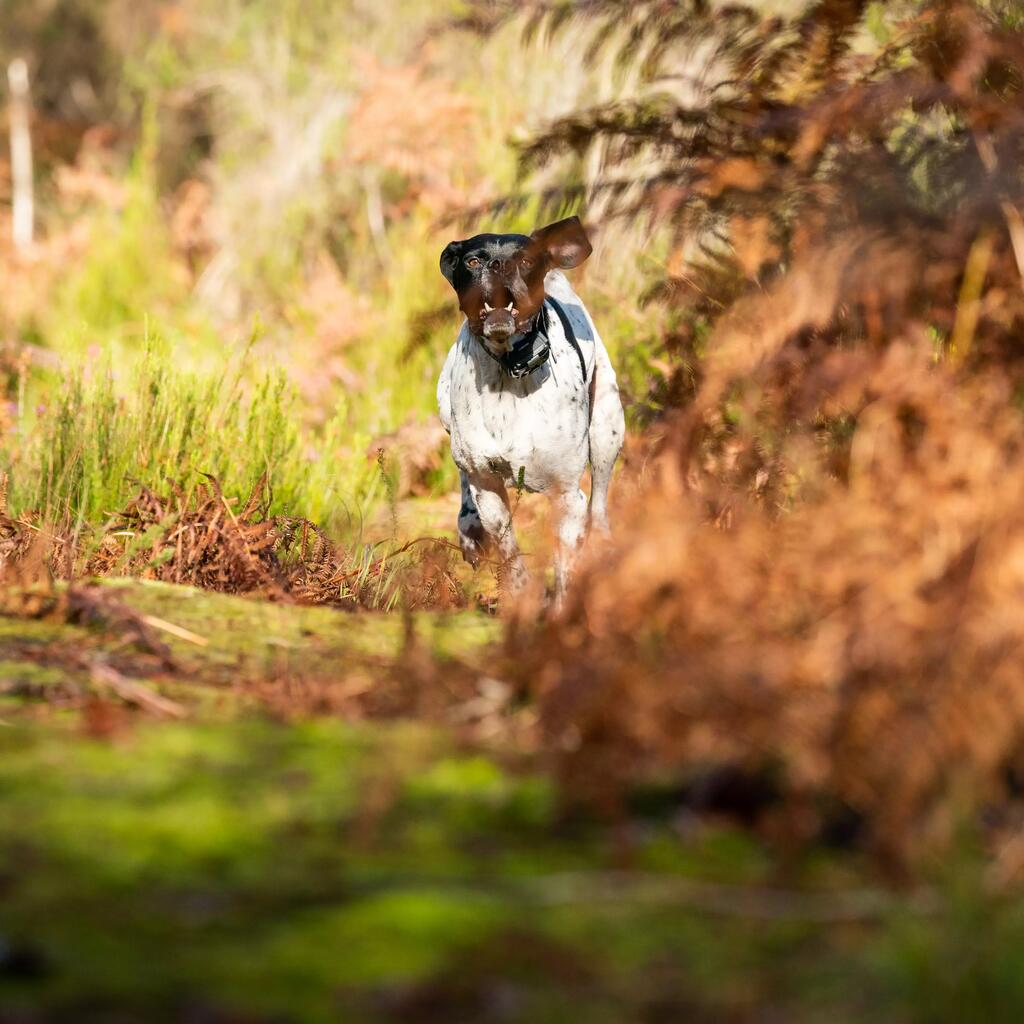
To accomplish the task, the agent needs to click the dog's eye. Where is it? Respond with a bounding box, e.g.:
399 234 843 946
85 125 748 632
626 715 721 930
465 256 482 269
520 255 534 269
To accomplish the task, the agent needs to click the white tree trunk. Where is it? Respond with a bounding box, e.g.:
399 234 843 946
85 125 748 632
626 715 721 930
7 58 34 252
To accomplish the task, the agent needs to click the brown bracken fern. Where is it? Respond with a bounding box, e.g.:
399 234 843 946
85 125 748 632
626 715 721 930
470 0 1024 866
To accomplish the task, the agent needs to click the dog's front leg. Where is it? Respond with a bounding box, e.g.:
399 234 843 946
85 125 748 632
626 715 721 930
470 475 528 594
456 471 487 567
553 487 588 609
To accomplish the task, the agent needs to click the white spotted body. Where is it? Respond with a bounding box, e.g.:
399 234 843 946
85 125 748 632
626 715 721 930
439 273 596 494
437 269 625 603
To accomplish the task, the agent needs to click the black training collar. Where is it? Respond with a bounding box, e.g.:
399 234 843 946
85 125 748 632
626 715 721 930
495 304 551 380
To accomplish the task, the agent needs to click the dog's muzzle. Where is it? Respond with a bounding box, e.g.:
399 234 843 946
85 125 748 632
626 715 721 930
481 303 517 347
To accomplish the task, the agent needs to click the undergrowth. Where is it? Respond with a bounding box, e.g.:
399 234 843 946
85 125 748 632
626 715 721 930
484 0 1024 870
2 338 379 536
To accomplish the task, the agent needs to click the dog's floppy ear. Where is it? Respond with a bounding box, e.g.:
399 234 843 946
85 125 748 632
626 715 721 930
440 240 464 286
531 216 592 270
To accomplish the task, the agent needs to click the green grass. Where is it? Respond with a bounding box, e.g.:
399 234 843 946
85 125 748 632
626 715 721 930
4 337 380 536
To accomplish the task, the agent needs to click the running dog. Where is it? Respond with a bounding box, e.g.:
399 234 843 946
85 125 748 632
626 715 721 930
436 216 624 602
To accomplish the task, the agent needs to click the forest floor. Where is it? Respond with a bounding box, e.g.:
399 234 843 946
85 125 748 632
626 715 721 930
0 503 1013 1022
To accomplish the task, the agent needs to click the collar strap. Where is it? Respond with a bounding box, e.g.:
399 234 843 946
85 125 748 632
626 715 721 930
498 305 551 379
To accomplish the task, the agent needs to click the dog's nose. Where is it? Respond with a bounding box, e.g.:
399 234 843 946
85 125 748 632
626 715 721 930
482 307 516 347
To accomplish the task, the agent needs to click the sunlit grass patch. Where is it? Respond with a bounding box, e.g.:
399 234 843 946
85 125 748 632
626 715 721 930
2 336 379 539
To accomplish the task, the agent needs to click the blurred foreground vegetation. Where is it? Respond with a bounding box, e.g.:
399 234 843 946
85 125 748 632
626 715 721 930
1 582 1023 1023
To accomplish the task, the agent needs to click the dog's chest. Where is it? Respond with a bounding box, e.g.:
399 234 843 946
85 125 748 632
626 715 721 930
447 340 589 491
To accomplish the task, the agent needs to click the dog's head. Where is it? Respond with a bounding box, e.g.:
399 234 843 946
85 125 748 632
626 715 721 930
440 216 592 357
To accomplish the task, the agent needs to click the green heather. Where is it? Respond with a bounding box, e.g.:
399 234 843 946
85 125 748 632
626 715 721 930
10 339 375 532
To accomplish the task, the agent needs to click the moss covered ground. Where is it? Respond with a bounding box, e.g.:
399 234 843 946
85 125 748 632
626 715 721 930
0 580 1022 1022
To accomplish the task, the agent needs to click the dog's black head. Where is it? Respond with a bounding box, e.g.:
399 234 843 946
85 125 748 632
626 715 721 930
440 216 592 358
